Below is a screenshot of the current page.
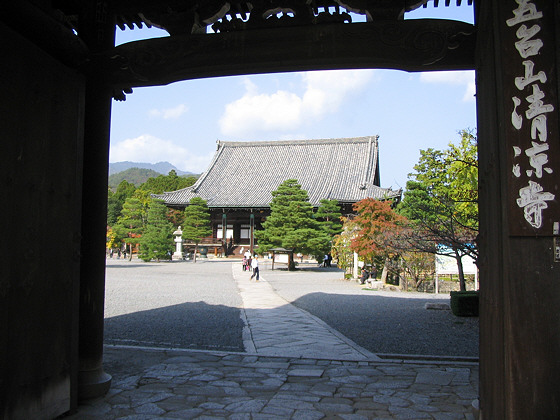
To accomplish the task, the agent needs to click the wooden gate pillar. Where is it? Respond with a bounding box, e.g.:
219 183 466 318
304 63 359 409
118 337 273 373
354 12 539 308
475 0 560 418
77 1 115 400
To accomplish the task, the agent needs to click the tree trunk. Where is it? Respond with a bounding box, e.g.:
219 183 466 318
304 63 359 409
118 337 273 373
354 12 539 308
128 243 133 261
193 243 198 263
455 249 466 291
381 258 389 283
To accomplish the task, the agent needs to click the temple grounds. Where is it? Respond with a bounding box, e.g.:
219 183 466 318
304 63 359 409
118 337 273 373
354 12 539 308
104 258 479 358
62 257 482 418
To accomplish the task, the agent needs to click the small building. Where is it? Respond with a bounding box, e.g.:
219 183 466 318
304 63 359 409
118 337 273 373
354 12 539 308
155 136 401 255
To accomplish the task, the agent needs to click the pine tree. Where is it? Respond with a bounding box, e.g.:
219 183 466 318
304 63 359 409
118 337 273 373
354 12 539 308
113 195 148 260
139 199 173 262
183 197 212 263
255 179 331 264
315 199 343 237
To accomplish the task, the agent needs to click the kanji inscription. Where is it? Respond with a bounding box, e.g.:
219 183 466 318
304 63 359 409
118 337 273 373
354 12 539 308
504 0 559 235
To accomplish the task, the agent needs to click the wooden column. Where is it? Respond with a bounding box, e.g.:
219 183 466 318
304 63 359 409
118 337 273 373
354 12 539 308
250 213 255 255
475 0 560 417
77 1 115 400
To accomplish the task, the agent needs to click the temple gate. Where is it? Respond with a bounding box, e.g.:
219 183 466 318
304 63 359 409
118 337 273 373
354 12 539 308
1 1 559 418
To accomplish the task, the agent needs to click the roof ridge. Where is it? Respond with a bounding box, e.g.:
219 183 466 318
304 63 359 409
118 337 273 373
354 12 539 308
191 141 226 192
217 136 378 148
157 135 400 208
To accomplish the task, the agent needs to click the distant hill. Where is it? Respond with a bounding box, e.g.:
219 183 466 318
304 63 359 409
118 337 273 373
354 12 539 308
109 161 193 176
108 167 162 189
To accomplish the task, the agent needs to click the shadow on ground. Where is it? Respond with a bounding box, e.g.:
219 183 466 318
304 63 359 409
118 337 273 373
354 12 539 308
291 292 479 358
104 301 245 352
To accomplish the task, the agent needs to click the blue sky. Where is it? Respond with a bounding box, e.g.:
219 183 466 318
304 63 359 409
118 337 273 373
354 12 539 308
110 4 476 190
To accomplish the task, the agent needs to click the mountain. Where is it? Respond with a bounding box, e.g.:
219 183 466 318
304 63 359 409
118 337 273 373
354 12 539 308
108 161 193 176
108 167 162 189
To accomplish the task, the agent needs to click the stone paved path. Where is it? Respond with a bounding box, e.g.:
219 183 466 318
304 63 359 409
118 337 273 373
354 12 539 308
233 263 379 360
67 262 479 419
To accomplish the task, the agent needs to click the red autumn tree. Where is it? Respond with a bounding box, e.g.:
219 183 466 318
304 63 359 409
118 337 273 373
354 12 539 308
350 198 406 265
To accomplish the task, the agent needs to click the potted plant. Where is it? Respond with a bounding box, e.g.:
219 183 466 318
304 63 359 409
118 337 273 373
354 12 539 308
450 290 479 316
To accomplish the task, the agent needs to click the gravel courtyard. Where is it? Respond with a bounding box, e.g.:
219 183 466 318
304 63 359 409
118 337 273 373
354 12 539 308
104 258 479 358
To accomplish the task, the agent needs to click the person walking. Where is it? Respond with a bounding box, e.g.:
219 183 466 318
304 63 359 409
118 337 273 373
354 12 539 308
250 255 260 281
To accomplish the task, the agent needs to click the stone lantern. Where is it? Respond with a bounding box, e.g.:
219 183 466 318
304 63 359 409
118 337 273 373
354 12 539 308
172 226 183 261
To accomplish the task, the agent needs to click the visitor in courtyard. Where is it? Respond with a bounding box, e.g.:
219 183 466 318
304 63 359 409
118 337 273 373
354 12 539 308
360 267 369 285
244 249 252 271
250 255 259 281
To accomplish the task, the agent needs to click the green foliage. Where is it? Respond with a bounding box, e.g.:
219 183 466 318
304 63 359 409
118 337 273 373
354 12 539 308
314 199 343 237
107 180 136 225
114 196 148 234
332 216 358 274
108 168 161 189
112 193 150 256
138 170 197 194
255 179 331 260
397 129 478 290
107 171 197 226
183 197 212 242
139 199 173 262
408 129 478 233
182 197 212 262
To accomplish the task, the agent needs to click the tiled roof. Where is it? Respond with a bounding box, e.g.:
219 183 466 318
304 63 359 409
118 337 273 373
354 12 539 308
154 136 401 208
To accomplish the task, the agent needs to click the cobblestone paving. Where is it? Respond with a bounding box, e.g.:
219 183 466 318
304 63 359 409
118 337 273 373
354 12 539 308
69 346 478 419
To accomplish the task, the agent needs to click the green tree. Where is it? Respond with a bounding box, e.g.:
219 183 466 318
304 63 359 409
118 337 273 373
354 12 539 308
113 194 149 259
255 179 331 265
107 180 136 225
332 216 359 276
397 129 478 291
138 171 197 227
139 199 173 262
182 197 212 263
314 199 343 237
138 170 197 194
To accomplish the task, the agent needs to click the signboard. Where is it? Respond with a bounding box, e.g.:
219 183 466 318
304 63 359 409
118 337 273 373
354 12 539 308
502 0 559 236
274 253 289 263
435 254 478 276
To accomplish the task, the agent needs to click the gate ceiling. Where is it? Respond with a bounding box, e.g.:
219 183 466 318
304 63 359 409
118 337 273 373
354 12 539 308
52 0 475 99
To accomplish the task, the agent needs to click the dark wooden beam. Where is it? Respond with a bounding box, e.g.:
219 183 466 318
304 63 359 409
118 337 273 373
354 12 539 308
476 0 560 418
90 19 475 92
0 1 88 68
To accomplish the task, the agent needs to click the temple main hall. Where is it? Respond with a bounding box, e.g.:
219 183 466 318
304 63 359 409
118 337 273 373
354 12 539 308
155 136 401 254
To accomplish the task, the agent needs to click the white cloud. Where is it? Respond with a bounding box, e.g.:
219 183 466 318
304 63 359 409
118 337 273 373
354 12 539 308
110 134 214 173
220 79 304 136
149 103 189 119
419 70 476 102
219 70 374 137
